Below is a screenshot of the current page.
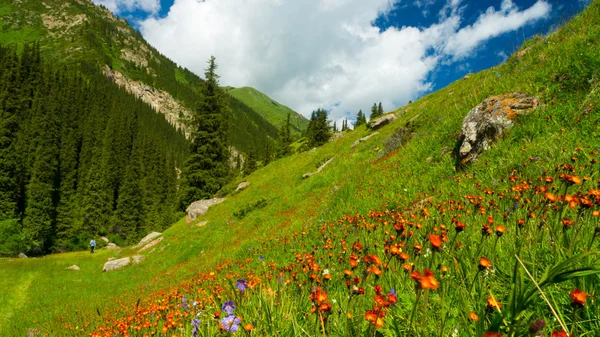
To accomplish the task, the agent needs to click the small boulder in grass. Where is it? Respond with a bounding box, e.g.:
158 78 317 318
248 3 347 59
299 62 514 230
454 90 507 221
132 255 145 264
102 257 131 272
106 243 119 250
458 92 538 164
18 252 28 258
66 265 80 271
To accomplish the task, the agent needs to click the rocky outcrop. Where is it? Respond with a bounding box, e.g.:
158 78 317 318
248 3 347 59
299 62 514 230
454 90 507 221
133 232 162 249
138 237 163 252
132 255 145 264
66 265 80 271
103 66 190 134
102 257 131 272
236 182 250 191
351 132 379 148
186 198 226 223
105 243 119 250
303 157 334 179
18 253 27 258
369 114 397 131
459 92 538 163
101 237 109 243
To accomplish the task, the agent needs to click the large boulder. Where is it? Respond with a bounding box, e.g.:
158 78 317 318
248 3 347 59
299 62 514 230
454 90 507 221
18 253 28 258
100 237 109 243
133 232 162 249
132 255 145 264
138 237 163 252
105 243 119 250
236 182 250 192
102 257 131 272
351 132 379 148
186 198 226 223
369 114 397 131
459 92 537 163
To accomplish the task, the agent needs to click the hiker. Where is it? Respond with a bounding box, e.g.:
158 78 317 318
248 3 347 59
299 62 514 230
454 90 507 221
90 238 96 254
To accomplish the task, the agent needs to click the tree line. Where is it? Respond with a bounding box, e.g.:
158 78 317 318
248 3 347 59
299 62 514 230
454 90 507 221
0 44 188 256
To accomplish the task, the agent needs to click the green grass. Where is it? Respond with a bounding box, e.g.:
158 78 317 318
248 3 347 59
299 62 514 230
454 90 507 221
2 1 600 336
229 86 309 134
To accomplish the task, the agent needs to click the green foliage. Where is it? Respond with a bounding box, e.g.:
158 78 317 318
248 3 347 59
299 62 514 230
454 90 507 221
179 56 231 210
355 109 367 127
233 198 267 219
305 108 332 148
277 113 293 158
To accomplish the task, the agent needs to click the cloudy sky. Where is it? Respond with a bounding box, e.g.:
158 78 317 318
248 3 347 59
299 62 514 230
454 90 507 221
92 0 590 122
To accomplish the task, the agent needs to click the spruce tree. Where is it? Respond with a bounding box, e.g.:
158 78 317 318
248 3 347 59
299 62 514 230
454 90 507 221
179 56 231 210
113 140 143 240
378 102 384 117
277 113 293 158
355 110 366 127
307 109 331 147
370 103 380 119
244 148 257 176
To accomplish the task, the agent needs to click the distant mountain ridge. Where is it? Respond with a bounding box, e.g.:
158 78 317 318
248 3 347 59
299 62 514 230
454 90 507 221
0 0 307 153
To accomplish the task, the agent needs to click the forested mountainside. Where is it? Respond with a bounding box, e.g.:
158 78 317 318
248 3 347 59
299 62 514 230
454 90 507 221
0 44 188 256
0 0 306 157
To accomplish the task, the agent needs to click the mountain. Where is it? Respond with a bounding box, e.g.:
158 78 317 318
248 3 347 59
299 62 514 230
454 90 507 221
228 86 309 134
2 1 599 336
0 0 305 154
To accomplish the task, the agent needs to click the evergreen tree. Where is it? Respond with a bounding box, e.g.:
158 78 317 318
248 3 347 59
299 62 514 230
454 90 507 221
378 102 384 117
355 110 366 127
277 113 293 158
306 108 331 147
332 121 337 132
178 56 231 210
244 148 258 176
370 103 380 119
113 140 143 240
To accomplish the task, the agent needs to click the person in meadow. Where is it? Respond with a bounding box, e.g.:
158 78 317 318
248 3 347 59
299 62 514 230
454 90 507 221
90 239 96 254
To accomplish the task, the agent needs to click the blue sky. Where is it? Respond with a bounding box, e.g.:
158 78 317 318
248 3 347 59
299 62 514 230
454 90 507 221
95 0 591 121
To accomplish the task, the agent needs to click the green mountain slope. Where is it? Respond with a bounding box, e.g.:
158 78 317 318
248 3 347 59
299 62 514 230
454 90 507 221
0 0 301 154
2 1 600 336
229 86 309 134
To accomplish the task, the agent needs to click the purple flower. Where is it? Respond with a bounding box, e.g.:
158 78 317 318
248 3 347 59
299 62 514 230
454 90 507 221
236 279 248 292
221 315 241 333
191 318 200 336
221 300 236 315
182 295 189 310
390 289 396 296
258 256 265 261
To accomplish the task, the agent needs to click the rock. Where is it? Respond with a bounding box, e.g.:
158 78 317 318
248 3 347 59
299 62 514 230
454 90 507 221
132 255 145 264
302 157 334 179
459 92 538 163
138 237 163 252
18 253 28 258
106 243 119 250
236 182 250 192
107 257 115 261
102 257 131 272
101 237 109 243
351 132 379 148
463 74 472 79
516 46 532 60
369 114 397 131
133 232 162 249
186 198 226 223
66 265 80 271
196 221 208 227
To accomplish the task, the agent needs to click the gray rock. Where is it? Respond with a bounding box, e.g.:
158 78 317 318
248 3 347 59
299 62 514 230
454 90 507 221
459 92 537 163
235 182 250 191
18 253 28 258
133 232 162 249
351 132 379 148
132 255 145 264
106 243 119 250
101 237 109 243
102 257 131 272
302 157 334 179
66 265 80 271
186 198 226 223
138 237 163 252
196 221 208 227
107 257 115 261
369 114 397 131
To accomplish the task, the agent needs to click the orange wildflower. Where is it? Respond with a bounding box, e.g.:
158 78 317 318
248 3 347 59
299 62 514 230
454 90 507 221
243 324 253 332
486 297 502 311
495 226 506 237
479 257 492 270
570 289 587 307
428 234 443 250
468 312 479 322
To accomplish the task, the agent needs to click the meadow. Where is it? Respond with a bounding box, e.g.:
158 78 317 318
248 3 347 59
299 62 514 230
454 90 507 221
1 1 600 336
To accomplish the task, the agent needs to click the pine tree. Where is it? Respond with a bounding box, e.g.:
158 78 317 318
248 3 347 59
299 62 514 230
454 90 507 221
306 108 331 147
113 140 143 240
355 110 366 127
378 102 384 117
332 121 337 132
244 148 258 176
277 113 293 158
370 103 380 119
178 56 231 210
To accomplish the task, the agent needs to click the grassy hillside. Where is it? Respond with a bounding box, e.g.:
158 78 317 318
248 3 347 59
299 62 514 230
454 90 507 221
229 86 309 134
2 1 600 336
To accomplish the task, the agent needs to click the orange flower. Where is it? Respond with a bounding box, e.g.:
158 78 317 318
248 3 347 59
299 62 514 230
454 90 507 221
483 332 502 337
243 323 253 332
486 296 502 311
545 192 557 203
495 226 506 237
592 210 600 217
570 289 587 307
428 234 443 250
551 330 573 337
420 269 439 290
367 265 383 276
479 257 492 270
468 312 479 322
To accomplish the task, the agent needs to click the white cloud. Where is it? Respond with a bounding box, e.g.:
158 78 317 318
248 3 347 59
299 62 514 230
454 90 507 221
92 0 160 15
138 0 551 121
443 0 551 59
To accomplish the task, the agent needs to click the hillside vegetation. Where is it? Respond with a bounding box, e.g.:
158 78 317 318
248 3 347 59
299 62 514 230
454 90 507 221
2 1 600 337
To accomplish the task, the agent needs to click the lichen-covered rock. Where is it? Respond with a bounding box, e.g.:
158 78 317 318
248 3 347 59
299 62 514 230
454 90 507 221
102 257 130 272
133 232 162 249
138 237 163 252
459 92 538 163
369 114 397 131
186 198 226 223
132 255 145 264
66 265 80 271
